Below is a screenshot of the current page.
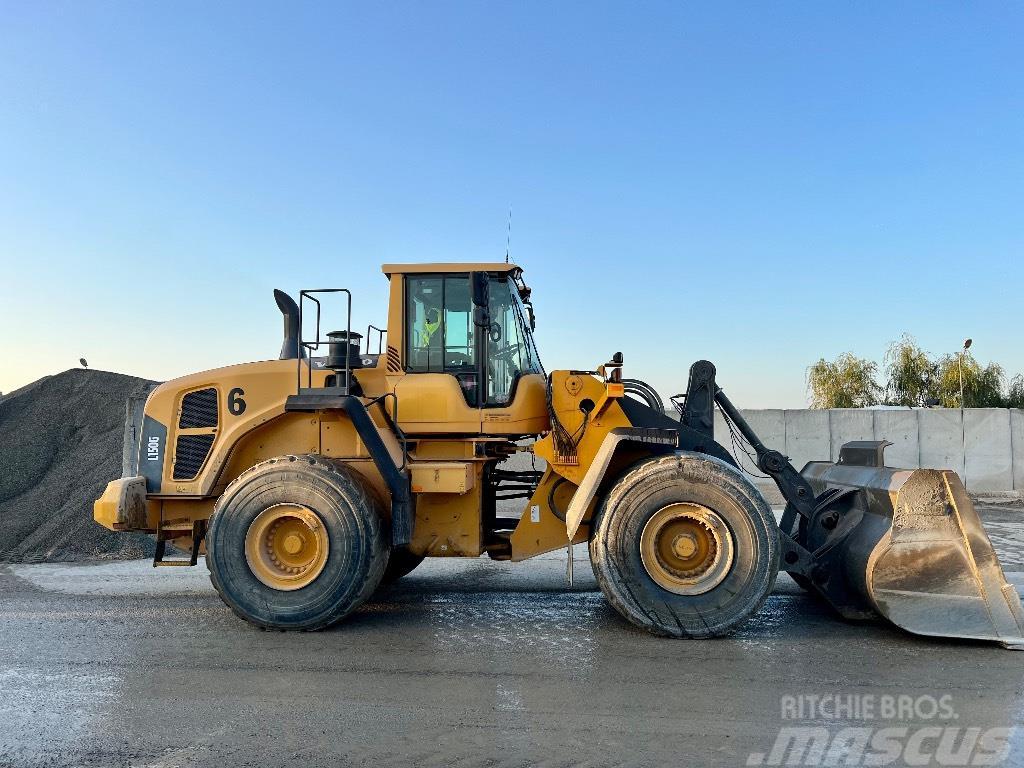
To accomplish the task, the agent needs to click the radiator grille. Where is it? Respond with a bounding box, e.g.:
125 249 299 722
172 434 215 480
179 388 218 429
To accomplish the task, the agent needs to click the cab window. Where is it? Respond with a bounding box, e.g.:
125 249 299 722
406 275 479 404
486 277 542 405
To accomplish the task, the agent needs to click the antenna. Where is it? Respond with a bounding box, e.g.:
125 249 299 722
505 205 512 264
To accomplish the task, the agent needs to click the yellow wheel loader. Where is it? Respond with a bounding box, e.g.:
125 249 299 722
94 263 1024 648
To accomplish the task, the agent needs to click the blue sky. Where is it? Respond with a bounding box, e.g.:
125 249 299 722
1 2 1021 406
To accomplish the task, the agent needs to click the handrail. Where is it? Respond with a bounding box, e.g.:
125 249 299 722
296 288 352 394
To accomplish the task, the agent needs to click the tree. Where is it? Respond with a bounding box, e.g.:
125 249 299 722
1007 375 1024 409
883 335 937 407
933 353 1005 408
807 353 881 409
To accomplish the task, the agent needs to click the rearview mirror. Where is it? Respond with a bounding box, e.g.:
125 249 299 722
473 305 491 328
471 272 490 308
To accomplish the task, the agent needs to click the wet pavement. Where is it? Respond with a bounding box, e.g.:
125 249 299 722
1 506 1023 767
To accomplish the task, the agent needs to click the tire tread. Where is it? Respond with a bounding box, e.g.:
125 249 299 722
590 452 779 638
205 454 388 631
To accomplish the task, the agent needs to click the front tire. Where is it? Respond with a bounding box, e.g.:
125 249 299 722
590 452 779 638
206 455 389 631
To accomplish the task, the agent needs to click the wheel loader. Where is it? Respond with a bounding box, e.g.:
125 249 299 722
94 262 1024 648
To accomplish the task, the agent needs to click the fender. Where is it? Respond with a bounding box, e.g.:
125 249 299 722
564 427 678 539
286 392 413 546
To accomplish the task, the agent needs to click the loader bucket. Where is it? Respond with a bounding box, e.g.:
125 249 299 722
797 447 1024 650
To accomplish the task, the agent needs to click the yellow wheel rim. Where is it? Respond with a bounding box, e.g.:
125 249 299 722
244 504 330 591
640 503 734 595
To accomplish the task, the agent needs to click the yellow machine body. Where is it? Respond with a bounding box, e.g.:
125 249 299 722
93 261 1022 648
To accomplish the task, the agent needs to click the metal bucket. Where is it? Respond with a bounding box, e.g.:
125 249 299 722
795 447 1024 650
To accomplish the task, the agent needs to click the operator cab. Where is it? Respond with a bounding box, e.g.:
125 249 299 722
401 266 542 407
383 263 547 435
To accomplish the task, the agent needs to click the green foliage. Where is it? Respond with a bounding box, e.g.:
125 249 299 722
807 353 881 409
808 337 1023 409
933 353 1005 408
1007 375 1024 409
883 335 937 407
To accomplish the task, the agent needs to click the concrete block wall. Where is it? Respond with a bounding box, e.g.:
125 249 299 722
723 407 1024 503
1013 411 1024 493
917 409 963 479
964 410 1013 493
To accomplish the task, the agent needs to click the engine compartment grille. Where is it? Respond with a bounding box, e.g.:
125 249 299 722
172 434 216 480
179 388 218 429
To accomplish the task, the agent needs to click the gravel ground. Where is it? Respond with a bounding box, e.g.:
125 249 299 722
0 369 156 562
0 506 1021 767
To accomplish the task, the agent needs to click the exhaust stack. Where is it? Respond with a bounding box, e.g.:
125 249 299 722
274 289 302 360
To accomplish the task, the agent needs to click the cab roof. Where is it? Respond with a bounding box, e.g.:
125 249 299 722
381 262 521 276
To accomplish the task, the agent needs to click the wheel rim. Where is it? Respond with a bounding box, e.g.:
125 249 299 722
244 504 330 591
640 503 734 595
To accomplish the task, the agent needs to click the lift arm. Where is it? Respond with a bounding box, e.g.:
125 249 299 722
680 360 816 520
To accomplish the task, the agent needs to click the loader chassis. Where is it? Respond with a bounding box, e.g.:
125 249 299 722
94 262 1024 647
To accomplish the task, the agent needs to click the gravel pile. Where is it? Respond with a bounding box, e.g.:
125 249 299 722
0 369 157 562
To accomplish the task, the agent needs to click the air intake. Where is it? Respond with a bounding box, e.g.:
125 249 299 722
172 434 216 480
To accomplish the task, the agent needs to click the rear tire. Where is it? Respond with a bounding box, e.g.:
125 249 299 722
590 452 779 638
206 455 389 631
381 548 425 584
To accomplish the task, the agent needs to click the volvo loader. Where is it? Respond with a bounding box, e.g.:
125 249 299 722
94 263 1023 648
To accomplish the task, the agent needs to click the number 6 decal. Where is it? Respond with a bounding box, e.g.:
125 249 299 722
228 387 247 416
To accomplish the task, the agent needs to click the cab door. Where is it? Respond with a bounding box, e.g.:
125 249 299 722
478 276 548 436
393 273 482 434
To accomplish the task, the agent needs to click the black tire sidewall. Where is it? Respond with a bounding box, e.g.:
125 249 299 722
207 455 387 630
592 452 779 637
